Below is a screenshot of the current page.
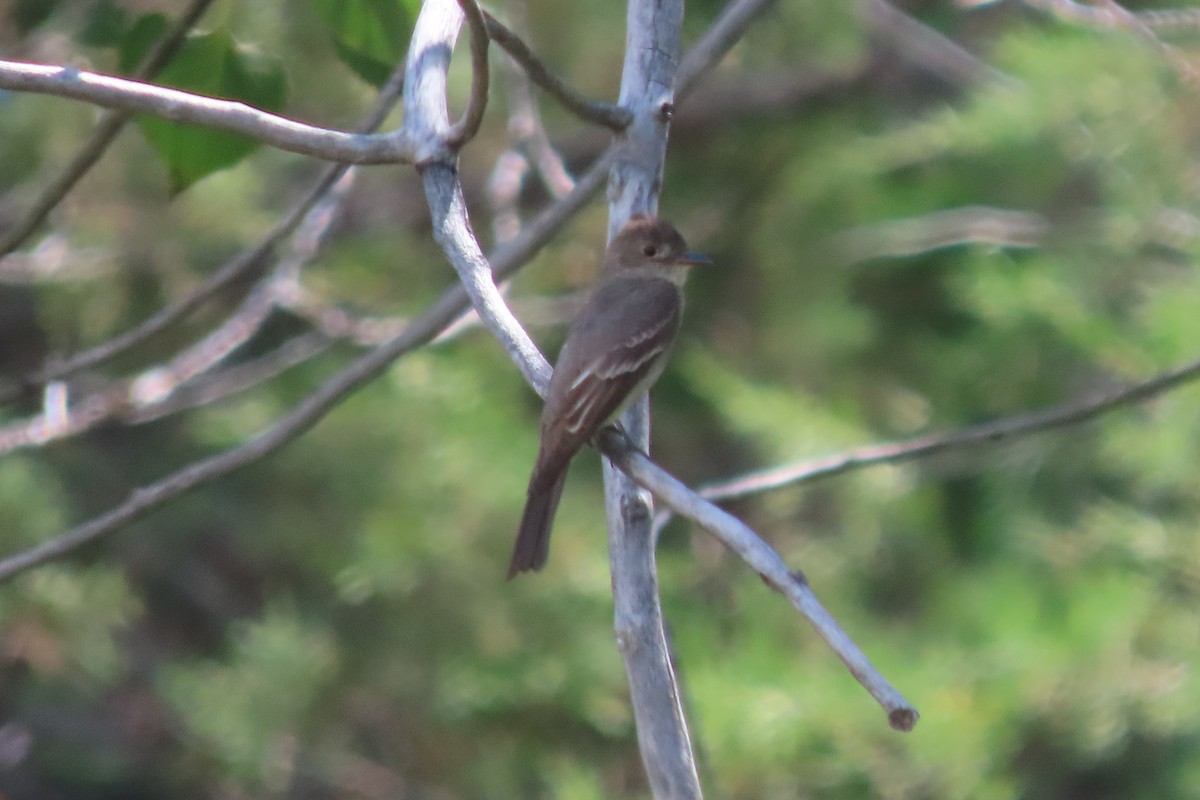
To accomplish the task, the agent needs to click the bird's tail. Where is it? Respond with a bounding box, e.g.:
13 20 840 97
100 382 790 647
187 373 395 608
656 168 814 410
508 470 568 578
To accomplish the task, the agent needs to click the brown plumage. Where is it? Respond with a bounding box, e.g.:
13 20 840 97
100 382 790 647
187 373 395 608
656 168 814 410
509 215 708 577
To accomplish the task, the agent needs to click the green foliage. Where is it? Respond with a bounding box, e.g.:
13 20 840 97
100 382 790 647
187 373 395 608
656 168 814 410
161 607 338 789
309 0 417 87
79 0 130 48
3 2 1200 799
126 27 287 192
0 457 66 550
7 0 60 34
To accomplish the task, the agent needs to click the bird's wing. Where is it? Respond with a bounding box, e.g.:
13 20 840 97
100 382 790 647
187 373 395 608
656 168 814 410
561 307 678 435
531 278 682 487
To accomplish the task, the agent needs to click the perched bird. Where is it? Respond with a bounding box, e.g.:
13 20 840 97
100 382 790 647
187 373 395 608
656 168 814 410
509 214 709 577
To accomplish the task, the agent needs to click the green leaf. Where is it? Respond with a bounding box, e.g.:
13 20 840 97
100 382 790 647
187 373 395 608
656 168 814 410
116 12 168 74
129 28 287 193
80 0 130 48
9 0 60 34
309 0 414 87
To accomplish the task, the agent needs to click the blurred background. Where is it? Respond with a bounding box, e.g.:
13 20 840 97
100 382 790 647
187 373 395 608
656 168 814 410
3 0 1200 797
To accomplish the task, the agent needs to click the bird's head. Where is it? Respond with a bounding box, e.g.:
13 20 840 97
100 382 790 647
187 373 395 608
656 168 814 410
603 214 710 282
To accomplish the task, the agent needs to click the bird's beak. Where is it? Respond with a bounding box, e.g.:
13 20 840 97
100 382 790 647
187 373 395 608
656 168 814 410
677 251 712 266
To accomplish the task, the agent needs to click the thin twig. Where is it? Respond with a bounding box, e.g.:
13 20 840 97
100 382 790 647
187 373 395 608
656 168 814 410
0 0 217 258
1095 0 1200 87
482 11 632 130
486 1 575 243
126 332 332 424
676 0 781 101
0 156 358 455
1137 9 1200 29
1018 0 1200 87
871 0 1016 88
499 0 576 200
653 354 1200 528
0 60 416 164
276 286 410 346
487 150 529 242
137 282 276 400
830 206 1049 263
0 235 110 283
445 0 491 147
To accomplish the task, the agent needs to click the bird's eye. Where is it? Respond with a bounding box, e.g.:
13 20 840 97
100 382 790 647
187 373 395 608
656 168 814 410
643 245 658 257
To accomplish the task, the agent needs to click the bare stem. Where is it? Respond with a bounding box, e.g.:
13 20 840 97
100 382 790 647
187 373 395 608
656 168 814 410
871 0 1017 88
600 428 919 731
603 1 705 797
482 11 632 130
829 206 1048 263
445 0 491 147
662 354 1200 514
676 0 781 101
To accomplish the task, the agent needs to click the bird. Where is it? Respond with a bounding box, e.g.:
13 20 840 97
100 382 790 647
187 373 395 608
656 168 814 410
509 214 709 578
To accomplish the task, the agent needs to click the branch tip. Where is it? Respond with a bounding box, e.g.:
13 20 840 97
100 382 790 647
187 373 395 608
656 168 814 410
888 707 920 732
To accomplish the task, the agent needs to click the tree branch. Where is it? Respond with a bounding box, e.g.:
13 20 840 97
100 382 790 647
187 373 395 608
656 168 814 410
125 332 332 425
599 428 919 731
445 0 491 147
1017 0 1200 86
0 5 923 778
599 1 708 794
414 1 922 791
0 148 358 455
0 60 417 165
830 206 1049 263
870 0 1016 88
496 0 576 202
657 354 1200 514
0 0 217 258
0 140 610 580
409 0 552 392
676 0 780 102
